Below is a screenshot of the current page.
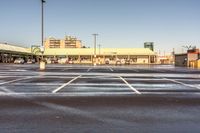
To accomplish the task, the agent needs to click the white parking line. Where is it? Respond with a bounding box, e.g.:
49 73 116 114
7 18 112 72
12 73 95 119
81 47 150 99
163 78 200 90
0 77 32 85
108 67 114 72
0 92 134 96
87 68 92 72
132 69 139 72
52 75 82 93
118 76 141 94
0 87 14 93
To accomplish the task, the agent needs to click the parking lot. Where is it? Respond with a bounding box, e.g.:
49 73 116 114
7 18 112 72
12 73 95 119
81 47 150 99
0 64 200 133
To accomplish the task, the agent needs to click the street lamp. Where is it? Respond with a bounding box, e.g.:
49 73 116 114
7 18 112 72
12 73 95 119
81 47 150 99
40 0 46 70
92 34 98 66
98 44 101 55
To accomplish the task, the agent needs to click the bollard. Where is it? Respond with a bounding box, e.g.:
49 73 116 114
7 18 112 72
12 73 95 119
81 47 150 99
40 61 46 71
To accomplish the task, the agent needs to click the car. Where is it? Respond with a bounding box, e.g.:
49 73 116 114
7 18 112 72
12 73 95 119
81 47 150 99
68 60 74 64
115 60 121 65
49 59 58 64
14 58 24 64
121 59 125 65
115 58 121 65
46 59 52 64
105 58 110 64
58 58 68 64
27 59 36 64
125 60 130 65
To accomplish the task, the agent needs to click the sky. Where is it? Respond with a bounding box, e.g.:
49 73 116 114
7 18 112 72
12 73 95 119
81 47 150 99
0 0 200 54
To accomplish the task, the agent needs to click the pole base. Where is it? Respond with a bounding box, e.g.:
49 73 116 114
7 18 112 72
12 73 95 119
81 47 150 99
40 61 46 70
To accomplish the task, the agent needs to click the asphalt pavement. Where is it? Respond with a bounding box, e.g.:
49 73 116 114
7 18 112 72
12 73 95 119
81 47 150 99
0 64 200 133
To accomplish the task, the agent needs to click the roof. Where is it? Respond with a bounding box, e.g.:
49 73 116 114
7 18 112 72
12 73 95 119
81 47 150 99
0 43 31 54
42 48 156 56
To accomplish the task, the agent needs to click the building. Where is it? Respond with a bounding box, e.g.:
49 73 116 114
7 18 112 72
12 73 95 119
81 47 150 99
44 36 82 49
157 55 174 64
0 43 32 63
144 42 154 51
0 43 157 65
175 49 200 67
40 48 157 64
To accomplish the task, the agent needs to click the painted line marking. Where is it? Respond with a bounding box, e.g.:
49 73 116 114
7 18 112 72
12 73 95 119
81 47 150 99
118 76 141 94
0 77 32 85
87 68 92 72
52 75 82 93
11 83 128 86
108 67 114 72
0 92 135 96
61 68 68 71
163 78 200 90
132 69 139 72
127 68 139 72
0 87 14 93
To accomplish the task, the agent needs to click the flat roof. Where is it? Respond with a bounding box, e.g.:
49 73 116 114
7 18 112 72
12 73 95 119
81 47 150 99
42 48 156 56
0 43 31 54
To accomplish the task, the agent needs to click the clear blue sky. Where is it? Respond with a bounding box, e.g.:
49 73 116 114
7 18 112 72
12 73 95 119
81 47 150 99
0 0 200 54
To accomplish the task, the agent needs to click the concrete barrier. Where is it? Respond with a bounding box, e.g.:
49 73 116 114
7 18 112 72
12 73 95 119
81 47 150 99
40 61 46 70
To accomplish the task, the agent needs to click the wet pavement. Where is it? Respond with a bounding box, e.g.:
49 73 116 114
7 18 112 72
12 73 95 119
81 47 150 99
0 64 200 133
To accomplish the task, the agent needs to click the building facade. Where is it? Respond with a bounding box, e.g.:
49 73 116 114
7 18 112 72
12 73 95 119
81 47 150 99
175 49 200 67
44 36 82 49
0 43 157 65
40 48 157 64
0 43 32 63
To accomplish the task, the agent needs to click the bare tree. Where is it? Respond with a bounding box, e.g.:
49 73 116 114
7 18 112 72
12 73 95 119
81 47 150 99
182 45 196 50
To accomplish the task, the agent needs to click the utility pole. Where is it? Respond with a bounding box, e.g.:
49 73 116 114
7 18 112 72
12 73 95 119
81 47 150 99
98 44 101 55
40 0 46 70
41 0 45 55
92 34 98 66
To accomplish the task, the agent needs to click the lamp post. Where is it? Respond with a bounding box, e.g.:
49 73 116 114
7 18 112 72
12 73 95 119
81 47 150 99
92 34 98 66
40 0 46 70
98 44 101 55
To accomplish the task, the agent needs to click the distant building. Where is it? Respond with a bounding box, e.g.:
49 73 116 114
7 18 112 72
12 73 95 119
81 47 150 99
175 49 200 67
0 43 157 65
157 55 174 64
0 43 32 63
144 42 154 51
39 48 157 64
44 36 82 49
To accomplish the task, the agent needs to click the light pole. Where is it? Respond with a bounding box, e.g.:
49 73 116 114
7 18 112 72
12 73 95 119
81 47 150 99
40 0 46 70
92 34 98 66
98 44 101 55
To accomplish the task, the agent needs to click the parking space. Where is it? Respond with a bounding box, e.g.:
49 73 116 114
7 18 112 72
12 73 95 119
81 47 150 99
1 64 200 133
0 64 200 95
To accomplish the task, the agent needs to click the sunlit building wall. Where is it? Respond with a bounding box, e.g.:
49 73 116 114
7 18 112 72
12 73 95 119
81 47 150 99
44 36 82 49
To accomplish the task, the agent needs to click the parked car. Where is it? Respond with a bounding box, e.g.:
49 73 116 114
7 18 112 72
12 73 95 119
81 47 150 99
27 59 36 64
14 58 24 64
115 58 121 65
105 58 110 64
46 59 52 64
50 59 58 64
121 59 125 65
125 60 130 65
58 58 68 64
68 60 74 64
115 60 121 65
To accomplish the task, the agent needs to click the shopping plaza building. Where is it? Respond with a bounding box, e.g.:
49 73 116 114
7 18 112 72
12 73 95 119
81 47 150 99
42 48 156 64
0 43 157 64
44 36 82 49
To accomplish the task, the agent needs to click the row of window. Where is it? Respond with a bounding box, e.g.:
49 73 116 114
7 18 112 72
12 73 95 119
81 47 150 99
49 45 77 48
